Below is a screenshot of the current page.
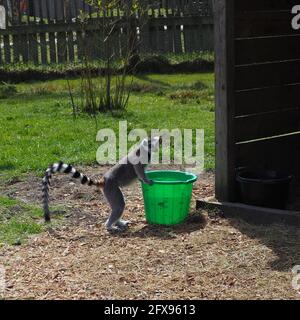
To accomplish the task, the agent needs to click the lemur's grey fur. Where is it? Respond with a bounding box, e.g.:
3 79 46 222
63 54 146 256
42 136 161 232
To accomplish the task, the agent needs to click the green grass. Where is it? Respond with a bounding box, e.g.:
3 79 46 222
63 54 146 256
0 72 215 244
0 73 215 181
0 195 44 245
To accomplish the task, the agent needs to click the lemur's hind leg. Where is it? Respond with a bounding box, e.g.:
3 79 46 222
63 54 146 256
115 218 131 229
103 179 129 231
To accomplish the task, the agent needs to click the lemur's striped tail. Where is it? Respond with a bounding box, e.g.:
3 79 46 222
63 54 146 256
42 161 104 222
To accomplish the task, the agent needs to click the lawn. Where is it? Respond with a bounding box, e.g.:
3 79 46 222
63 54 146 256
0 72 215 181
0 195 44 245
0 72 215 244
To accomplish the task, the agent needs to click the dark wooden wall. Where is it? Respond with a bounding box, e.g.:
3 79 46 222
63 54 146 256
214 0 300 202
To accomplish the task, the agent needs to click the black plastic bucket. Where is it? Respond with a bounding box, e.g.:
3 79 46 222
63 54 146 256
236 169 293 209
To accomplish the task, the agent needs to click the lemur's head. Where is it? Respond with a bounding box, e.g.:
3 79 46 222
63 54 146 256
141 136 162 154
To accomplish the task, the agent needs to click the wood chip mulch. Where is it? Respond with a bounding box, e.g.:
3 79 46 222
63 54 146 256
0 167 299 300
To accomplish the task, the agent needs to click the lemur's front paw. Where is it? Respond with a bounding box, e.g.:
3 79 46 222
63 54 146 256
145 179 154 186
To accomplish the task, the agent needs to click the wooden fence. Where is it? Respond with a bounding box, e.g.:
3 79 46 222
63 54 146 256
0 0 214 65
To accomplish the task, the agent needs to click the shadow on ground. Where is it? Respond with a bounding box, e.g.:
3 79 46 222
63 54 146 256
113 211 208 240
228 217 300 272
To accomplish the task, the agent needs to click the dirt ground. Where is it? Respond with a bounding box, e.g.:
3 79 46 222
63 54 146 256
0 166 299 300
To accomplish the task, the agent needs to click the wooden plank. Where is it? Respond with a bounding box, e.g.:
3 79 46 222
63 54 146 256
88 1 93 19
194 23 204 52
235 108 300 142
183 25 193 52
57 32 67 63
236 35 300 65
73 0 79 21
166 25 174 52
67 31 75 62
83 30 93 60
29 33 39 63
189 25 202 52
139 0 150 52
17 0 22 25
38 0 47 64
45 0 52 24
202 22 214 51
235 11 300 38
149 26 157 52
29 0 39 64
139 22 151 53
236 133 300 173
40 33 48 64
177 0 184 16
110 30 120 59
48 32 57 63
196 200 300 227
235 83 300 116
119 27 127 58
235 60 300 91
12 34 20 63
53 0 60 21
76 30 84 61
117 27 123 59
157 26 166 52
3 35 11 64
46 0 56 64
173 25 182 53
97 28 106 60
20 33 29 63
165 0 171 17
214 0 237 202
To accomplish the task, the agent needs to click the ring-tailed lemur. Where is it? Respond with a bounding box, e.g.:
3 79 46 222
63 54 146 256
42 136 161 232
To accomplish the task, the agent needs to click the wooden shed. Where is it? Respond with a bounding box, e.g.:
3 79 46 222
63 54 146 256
198 0 300 225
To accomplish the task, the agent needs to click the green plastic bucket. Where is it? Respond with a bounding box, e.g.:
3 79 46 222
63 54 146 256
141 171 198 226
